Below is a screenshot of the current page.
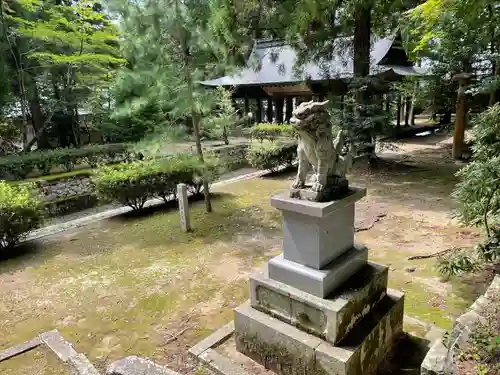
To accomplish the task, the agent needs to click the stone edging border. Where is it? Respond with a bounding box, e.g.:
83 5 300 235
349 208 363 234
421 274 500 375
0 329 100 375
188 321 254 375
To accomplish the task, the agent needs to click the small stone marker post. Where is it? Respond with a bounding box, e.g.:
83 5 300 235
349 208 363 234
177 183 191 232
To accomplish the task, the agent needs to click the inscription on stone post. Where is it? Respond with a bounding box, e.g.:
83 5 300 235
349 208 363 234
177 183 191 232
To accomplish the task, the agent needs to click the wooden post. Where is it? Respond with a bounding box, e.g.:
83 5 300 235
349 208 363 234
452 73 472 160
244 96 250 117
275 97 284 124
396 95 401 128
177 183 191 232
267 97 273 122
285 97 294 123
404 96 411 127
256 98 262 123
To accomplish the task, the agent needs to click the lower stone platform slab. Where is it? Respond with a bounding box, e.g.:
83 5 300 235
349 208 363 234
251 262 388 345
190 289 404 375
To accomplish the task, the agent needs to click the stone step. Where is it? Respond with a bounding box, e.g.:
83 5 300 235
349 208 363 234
250 261 388 345
268 243 368 298
235 288 404 375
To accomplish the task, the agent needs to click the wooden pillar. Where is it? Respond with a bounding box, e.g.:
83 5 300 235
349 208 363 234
285 97 294 123
256 98 262 123
266 97 273 122
396 95 402 128
404 96 411 127
452 73 471 159
244 96 250 117
275 97 284 124
385 93 390 113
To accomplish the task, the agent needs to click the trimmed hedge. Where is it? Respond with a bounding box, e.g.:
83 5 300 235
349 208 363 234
0 181 44 250
92 154 220 210
246 142 297 171
249 123 296 142
0 143 137 180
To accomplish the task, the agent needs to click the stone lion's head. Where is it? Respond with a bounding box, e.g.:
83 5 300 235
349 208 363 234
290 100 330 133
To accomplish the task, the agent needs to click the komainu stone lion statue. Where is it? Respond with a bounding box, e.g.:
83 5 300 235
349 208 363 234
290 100 353 202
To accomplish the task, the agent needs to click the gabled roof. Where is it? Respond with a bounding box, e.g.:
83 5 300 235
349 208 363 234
202 34 425 87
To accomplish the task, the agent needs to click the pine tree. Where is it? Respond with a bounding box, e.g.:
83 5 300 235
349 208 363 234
112 0 235 213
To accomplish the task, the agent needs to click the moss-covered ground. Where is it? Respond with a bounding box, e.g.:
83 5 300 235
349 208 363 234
0 136 494 374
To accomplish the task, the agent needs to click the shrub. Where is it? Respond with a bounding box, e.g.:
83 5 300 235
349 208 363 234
442 104 500 276
0 143 136 179
249 123 296 142
246 142 297 171
0 182 44 250
92 154 220 210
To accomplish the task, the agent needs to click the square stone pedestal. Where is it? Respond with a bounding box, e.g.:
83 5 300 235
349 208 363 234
271 187 366 270
268 244 368 298
269 187 367 298
190 186 405 375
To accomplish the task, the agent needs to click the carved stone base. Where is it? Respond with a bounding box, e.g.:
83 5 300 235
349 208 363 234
290 178 349 202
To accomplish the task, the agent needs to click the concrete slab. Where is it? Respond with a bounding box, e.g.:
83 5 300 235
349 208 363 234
199 349 254 375
315 289 405 375
40 330 78 362
234 301 322 375
270 186 366 218
251 262 388 344
268 244 368 298
189 321 235 357
232 289 404 375
39 330 100 375
107 356 180 375
0 337 41 362
420 340 453 375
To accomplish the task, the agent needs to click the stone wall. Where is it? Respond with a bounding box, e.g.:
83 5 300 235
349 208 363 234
36 174 99 217
38 175 94 202
421 274 500 375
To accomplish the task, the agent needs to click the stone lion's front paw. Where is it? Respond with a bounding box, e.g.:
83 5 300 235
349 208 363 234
292 179 306 189
312 182 324 192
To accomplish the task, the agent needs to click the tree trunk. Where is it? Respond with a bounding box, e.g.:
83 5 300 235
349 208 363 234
24 112 54 152
490 63 499 106
409 81 419 126
178 0 211 213
452 79 467 160
28 83 51 149
353 2 374 159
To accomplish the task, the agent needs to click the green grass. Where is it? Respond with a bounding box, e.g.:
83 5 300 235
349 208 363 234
0 147 490 373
